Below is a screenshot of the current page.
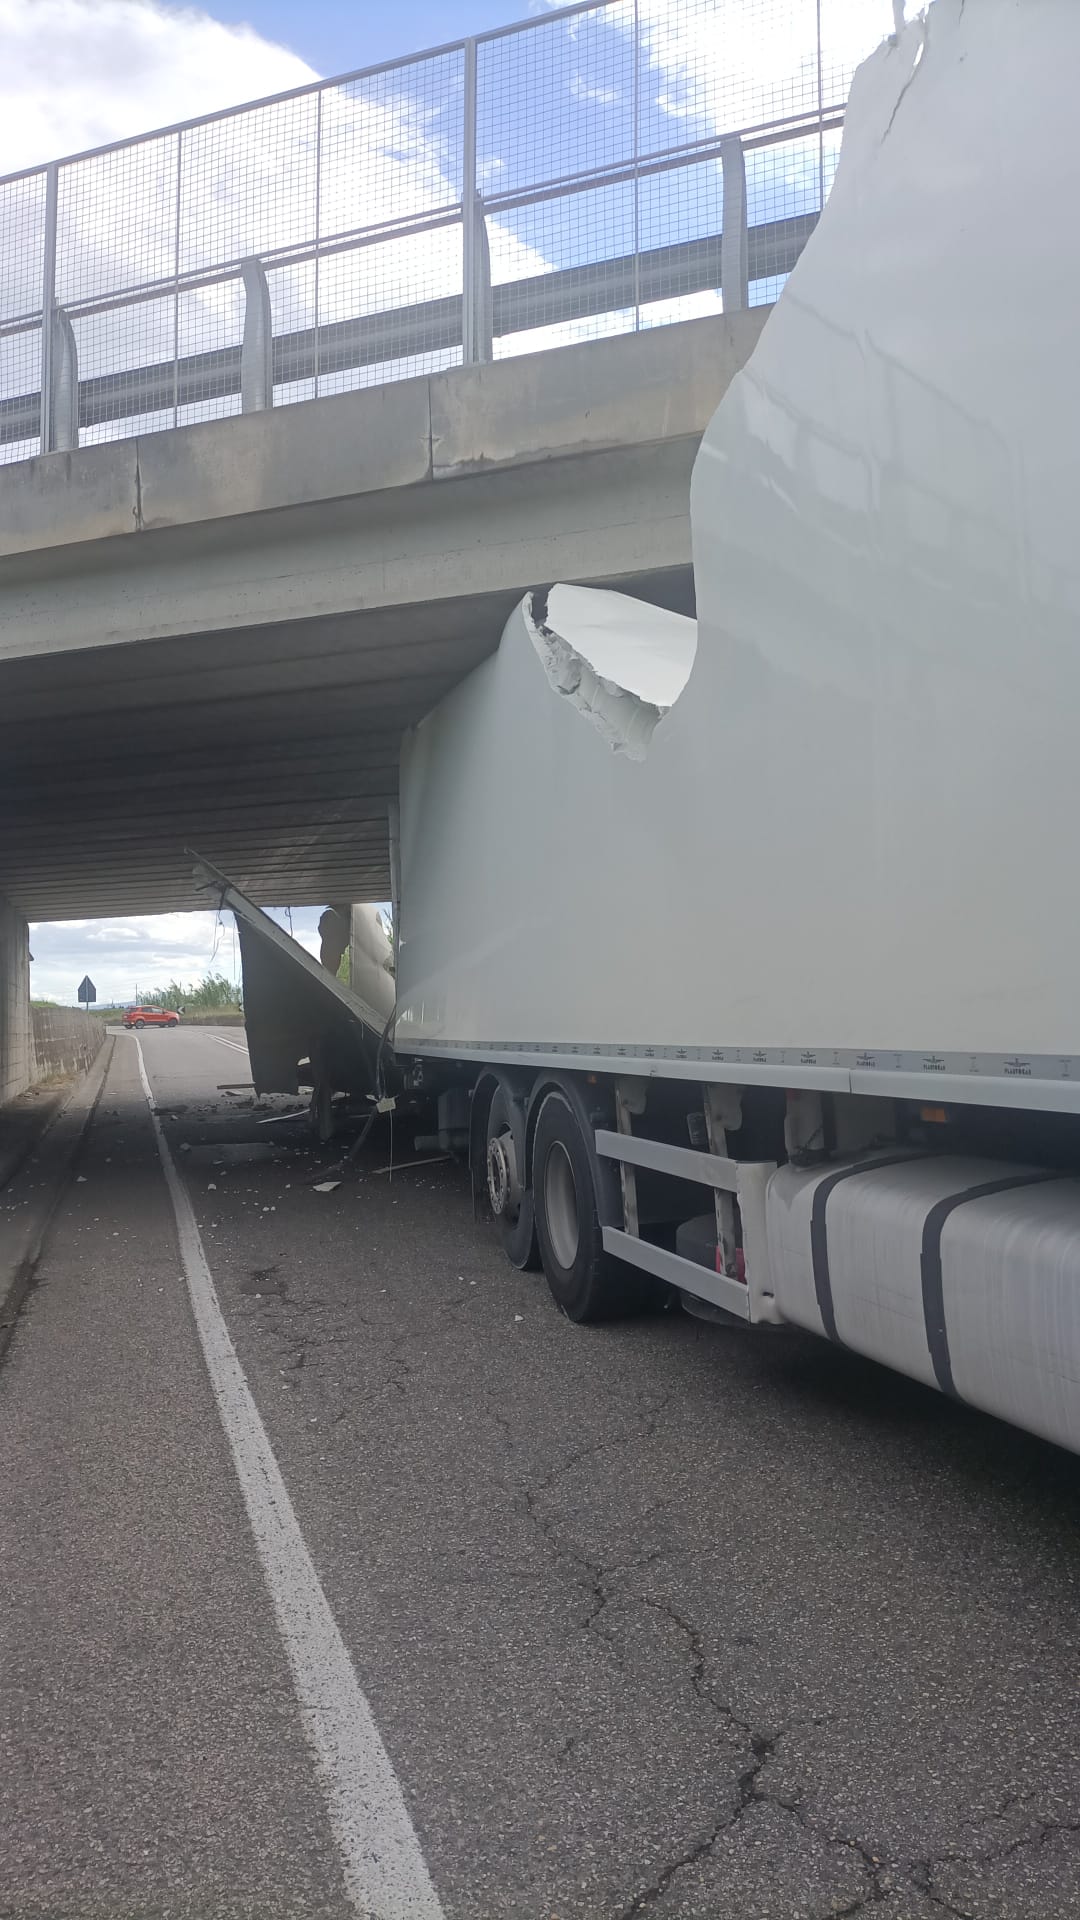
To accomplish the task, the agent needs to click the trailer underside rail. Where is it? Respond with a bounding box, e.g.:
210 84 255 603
600 1228 752 1318
594 1127 778 1322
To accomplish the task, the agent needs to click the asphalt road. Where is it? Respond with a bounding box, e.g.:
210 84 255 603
3 1025 1080 1919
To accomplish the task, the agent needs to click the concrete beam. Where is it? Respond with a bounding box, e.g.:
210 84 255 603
138 377 434 534
0 443 697 662
428 308 767 478
0 441 141 558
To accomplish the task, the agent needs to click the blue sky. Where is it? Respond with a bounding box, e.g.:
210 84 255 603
203 0 534 75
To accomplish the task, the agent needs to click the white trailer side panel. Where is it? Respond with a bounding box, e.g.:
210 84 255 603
396 0 1080 1112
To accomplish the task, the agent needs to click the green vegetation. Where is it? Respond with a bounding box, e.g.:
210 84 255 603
142 970 242 1013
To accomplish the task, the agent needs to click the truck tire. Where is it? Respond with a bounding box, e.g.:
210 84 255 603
486 1084 540 1269
532 1091 639 1322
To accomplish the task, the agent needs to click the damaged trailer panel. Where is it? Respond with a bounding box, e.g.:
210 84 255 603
193 858 395 1101
394 2 1080 1117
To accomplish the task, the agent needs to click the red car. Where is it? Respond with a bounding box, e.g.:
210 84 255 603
123 1007 180 1030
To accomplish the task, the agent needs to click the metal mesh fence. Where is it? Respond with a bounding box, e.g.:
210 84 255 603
0 0 900 465
1 169 47 459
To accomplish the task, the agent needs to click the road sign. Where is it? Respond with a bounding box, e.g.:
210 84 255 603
77 975 97 1007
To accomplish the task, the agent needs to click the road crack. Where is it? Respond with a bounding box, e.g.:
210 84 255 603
510 1394 674 1651
617 1593 890 1916
908 1809 1080 1917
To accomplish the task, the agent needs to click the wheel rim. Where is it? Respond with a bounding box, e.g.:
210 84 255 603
487 1130 519 1219
543 1140 580 1269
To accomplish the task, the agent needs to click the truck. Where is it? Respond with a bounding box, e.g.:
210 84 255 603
207 0 1080 1458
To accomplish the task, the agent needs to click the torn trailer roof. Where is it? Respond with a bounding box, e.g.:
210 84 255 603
193 858 395 1100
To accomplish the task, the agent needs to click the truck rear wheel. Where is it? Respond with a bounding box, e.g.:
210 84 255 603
532 1091 630 1322
486 1085 540 1270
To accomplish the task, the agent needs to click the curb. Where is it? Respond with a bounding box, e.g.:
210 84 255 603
0 1036 116 1363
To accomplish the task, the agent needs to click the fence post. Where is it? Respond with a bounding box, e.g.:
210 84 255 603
313 90 324 398
464 194 492 364
52 309 79 450
172 130 183 426
240 257 273 411
39 161 59 453
720 134 749 313
461 38 491 364
631 0 641 328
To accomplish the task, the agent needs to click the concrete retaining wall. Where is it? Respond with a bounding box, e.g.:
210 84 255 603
31 1007 105 1082
0 898 33 1104
1 906 108 1107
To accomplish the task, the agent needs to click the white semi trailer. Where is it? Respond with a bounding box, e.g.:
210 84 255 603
218 0 1080 1459
387 0 1080 1456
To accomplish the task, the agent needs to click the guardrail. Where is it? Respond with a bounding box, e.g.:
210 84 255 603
0 0 887 464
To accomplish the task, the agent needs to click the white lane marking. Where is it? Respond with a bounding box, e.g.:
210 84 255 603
203 1033 250 1055
134 1038 443 1920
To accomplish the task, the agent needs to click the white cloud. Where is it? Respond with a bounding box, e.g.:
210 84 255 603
4 0 911 424
569 75 620 106
1 1 312 447
3 0 922 402
490 0 912 368
503 0 917 360
29 907 322 1006
0 0 565 444
583 0 912 126
0 0 314 174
